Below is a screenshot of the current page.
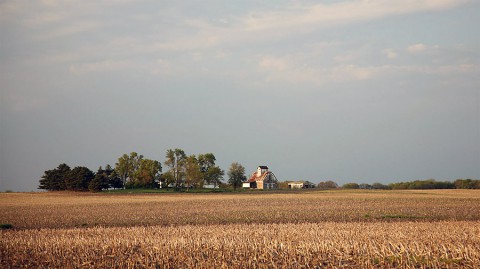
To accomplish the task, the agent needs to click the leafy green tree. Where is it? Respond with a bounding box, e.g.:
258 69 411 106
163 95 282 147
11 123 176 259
164 149 186 191
342 183 360 189
133 158 162 188
161 172 175 189
185 155 203 190
115 152 143 188
454 179 478 189
115 153 130 188
359 183 372 189
199 153 224 187
198 153 216 171
38 163 71 191
228 162 246 191
205 166 224 188
317 181 338 189
372 182 390 190
389 179 455 190
389 182 409 189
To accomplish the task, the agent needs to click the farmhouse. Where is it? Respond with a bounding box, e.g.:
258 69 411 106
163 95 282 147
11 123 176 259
243 166 278 189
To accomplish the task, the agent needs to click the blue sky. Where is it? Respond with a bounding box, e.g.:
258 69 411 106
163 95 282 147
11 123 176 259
1 0 479 191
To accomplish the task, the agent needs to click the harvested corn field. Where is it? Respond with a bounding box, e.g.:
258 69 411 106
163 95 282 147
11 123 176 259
1 190 480 268
2 221 480 268
2 190 480 229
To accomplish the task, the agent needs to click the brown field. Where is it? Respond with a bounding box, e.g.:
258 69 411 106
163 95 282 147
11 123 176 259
1 189 480 268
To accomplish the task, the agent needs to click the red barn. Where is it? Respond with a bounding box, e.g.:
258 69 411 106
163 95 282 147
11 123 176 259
242 166 278 189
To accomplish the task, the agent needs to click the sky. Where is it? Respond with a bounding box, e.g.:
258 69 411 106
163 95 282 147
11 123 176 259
1 0 479 191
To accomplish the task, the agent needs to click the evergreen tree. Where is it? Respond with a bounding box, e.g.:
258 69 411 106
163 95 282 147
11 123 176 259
89 167 110 192
65 166 94 191
108 169 123 189
38 164 71 191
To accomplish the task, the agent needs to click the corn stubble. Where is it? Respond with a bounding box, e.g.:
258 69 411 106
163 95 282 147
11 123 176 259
1 190 480 268
2 221 479 268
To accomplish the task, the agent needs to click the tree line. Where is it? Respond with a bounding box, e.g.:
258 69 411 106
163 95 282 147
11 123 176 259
39 149 248 192
319 179 480 190
39 153 479 192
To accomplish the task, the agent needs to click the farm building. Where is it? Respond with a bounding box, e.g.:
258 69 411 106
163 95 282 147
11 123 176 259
243 166 278 189
287 181 316 189
288 182 304 189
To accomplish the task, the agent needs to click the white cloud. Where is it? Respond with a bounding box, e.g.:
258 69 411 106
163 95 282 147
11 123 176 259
383 49 398 59
242 0 468 33
332 65 378 80
110 0 470 53
406 43 441 54
407 43 428 53
2 0 475 83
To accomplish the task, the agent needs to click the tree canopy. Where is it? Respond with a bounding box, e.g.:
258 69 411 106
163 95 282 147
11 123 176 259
198 153 224 188
38 164 97 192
185 155 203 190
115 152 144 188
164 148 187 190
38 163 71 191
227 162 246 191
39 149 479 193
37 148 226 192
317 181 338 189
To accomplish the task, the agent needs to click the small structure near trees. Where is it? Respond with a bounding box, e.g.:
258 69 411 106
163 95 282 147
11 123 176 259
243 166 278 189
288 182 304 189
287 181 316 189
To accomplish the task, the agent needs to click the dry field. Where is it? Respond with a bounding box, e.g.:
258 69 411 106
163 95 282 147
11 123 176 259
1 189 480 268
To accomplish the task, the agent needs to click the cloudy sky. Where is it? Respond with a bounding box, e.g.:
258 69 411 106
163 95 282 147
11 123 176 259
1 0 479 191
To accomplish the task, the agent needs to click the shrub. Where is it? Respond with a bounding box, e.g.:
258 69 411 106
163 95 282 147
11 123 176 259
1 224 13 229
372 183 390 189
342 183 359 189
317 181 338 189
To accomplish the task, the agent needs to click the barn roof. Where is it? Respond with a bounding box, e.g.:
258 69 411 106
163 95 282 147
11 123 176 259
247 171 270 182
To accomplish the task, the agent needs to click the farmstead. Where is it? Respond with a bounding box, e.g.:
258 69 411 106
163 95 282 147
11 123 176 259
242 166 279 189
